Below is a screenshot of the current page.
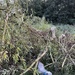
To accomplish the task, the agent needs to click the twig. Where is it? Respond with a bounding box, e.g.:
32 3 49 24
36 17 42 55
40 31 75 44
45 63 53 68
50 50 54 63
2 13 8 45
62 55 67 68
69 44 75 52
69 55 75 65
33 62 38 75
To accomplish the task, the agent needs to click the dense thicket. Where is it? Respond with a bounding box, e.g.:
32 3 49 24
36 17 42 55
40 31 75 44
20 0 75 24
0 0 75 75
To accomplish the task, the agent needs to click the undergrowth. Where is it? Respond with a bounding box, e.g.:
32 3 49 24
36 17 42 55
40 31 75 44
0 1 75 75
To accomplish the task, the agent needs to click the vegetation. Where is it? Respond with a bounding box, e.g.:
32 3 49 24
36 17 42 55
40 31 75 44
0 0 75 75
20 0 75 24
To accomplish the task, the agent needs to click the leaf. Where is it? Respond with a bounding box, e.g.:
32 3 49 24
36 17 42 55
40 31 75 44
13 54 19 64
3 51 8 60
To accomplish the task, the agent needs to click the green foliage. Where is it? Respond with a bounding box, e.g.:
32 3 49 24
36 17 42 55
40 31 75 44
25 16 52 30
20 0 75 24
56 24 75 34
